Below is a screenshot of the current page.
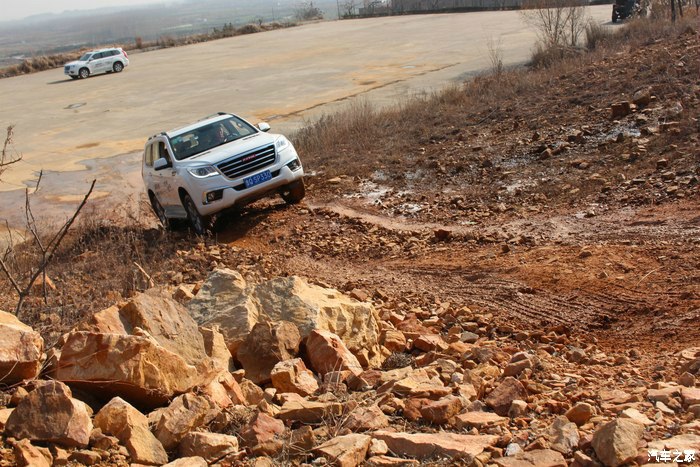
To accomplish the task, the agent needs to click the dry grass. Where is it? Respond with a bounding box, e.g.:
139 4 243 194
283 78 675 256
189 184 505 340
0 201 198 344
295 13 697 182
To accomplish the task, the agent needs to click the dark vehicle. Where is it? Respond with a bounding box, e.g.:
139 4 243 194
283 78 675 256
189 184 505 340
612 0 639 22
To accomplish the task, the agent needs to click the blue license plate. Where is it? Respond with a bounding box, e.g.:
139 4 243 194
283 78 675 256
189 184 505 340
244 170 272 188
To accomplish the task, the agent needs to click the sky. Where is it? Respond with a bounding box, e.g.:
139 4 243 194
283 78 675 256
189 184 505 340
4 0 155 21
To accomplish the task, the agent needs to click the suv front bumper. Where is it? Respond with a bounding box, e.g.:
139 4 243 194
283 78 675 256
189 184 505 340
190 159 304 216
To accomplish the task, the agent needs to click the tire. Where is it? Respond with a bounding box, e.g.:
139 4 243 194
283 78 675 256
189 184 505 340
280 179 306 204
149 193 170 229
79 68 90 79
182 193 208 235
113 62 124 73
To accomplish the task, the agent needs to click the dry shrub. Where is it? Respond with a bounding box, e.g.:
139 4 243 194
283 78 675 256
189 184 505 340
529 42 584 68
238 24 262 35
585 20 615 49
296 12 695 184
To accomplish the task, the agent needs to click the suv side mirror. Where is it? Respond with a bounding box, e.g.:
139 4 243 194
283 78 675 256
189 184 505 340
257 122 271 132
154 157 170 170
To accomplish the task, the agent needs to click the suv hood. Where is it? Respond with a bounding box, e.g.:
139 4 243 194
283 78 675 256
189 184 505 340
65 60 83 67
186 132 278 165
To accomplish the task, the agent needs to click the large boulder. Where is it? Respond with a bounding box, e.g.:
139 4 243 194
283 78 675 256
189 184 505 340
93 397 168 465
58 292 216 407
57 331 206 407
237 321 301 384
0 310 44 384
118 292 210 366
78 292 210 367
188 270 384 367
5 381 92 448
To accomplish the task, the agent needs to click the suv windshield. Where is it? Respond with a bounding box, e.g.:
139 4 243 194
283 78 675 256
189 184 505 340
169 116 258 161
79 53 93 61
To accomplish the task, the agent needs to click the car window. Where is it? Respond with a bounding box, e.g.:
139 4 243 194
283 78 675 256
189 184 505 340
157 142 172 163
169 116 258 161
79 53 92 61
93 52 104 59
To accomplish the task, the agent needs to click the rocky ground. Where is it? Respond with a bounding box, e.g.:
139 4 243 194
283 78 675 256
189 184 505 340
0 16 698 467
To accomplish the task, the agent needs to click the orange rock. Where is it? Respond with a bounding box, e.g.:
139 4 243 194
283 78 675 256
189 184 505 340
239 412 285 448
179 432 239 464
5 381 92 448
307 329 363 376
270 358 319 396
314 434 371 467
0 310 44 384
238 321 301 384
372 431 498 462
485 377 528 416
94 396 167 465
419 395 463 425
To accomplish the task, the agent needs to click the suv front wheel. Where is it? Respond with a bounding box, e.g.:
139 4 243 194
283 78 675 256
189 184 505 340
182 193 208 235
79 68 90 79
280 180 306 204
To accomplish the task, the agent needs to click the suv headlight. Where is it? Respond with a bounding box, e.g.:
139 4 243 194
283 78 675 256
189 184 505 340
275 136 291 152
187 166 218 178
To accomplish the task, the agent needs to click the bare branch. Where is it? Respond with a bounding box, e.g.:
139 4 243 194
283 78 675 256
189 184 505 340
15 179 97 315
0 125 22 181
0 255 22 296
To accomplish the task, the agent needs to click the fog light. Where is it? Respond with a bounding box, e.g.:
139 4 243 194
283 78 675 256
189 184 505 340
205 189 223 204
287 158 302 171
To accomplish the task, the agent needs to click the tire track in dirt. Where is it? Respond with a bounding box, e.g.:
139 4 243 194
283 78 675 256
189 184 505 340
300 199 700 336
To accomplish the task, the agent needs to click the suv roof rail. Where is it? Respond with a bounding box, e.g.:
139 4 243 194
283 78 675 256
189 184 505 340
147 131 166 141
197 112 230 122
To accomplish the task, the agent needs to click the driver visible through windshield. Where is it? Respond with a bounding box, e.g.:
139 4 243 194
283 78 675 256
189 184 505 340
169 116 258 160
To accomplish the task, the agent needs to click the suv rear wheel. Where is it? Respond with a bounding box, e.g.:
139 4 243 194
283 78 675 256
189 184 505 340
79 68 90 79
182 193 208 235
280 180 305 204
113 62 124 72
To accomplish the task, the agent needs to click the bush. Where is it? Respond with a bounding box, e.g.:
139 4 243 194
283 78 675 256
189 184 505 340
584 21 614 50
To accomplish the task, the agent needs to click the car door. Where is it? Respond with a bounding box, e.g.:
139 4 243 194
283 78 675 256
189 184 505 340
151 140 181 212
103 50 116 71
89 52 105 74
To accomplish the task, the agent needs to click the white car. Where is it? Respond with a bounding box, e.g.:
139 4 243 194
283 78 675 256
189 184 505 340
142 113 305 234
64 47 129 79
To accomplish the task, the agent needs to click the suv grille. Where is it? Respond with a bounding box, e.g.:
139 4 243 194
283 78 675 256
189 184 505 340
216 144 276 180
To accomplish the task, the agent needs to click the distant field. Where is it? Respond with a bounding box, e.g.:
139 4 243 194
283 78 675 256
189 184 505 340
0 0 338 66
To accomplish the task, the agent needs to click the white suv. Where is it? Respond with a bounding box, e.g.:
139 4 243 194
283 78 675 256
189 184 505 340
64 47 129 79
142 113 305 234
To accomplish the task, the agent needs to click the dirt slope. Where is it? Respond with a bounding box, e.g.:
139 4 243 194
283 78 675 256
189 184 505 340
209 27 700 361
1 20 698 373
